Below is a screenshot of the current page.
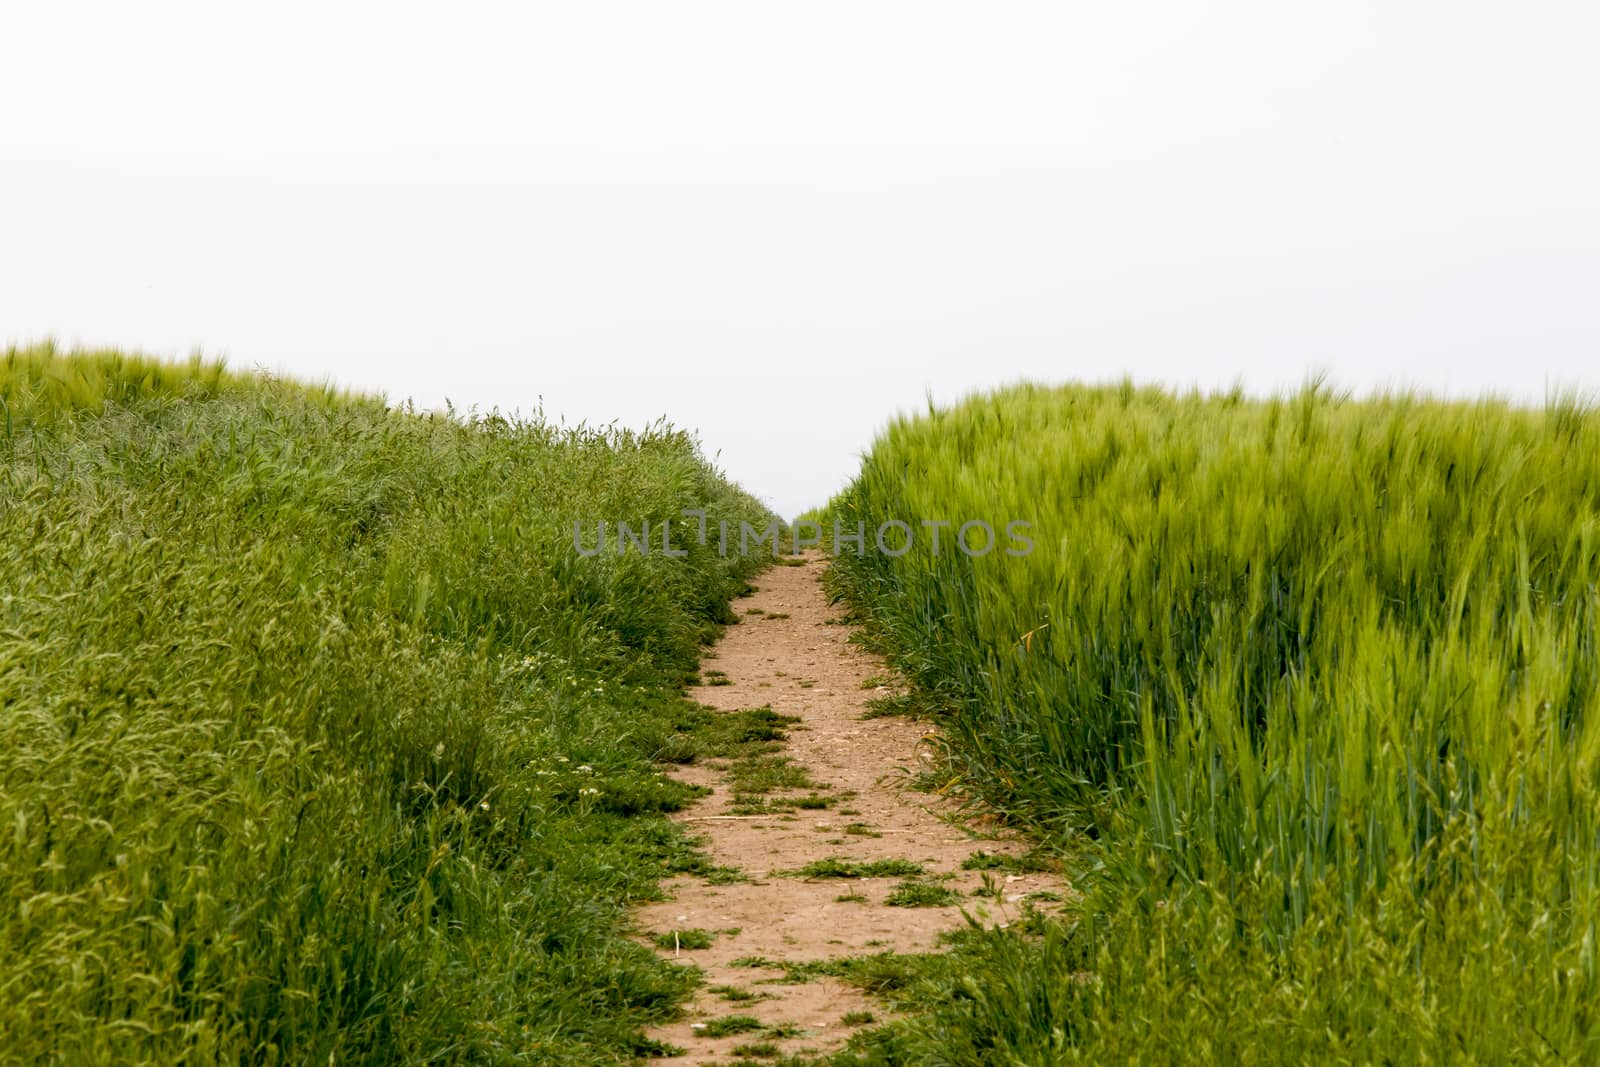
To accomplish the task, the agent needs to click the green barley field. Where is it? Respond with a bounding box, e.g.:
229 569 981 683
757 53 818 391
0 344 773 1064
824 380 1600 1062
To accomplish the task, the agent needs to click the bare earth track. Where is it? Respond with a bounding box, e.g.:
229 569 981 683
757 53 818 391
638 552 1067 1064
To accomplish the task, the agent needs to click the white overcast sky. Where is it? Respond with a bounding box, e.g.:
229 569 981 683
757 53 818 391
4 2 1598 516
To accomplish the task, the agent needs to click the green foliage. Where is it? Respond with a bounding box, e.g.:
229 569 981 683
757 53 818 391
959 850 1051 874
825 379 1600 1060
708 984 767 1003
787 858 926 879
2 339 362 423
699 1014 766 1037
883 881 961 908
651 704 799 765
0 344 774 1063
730 1040 783 1057
728 756 825 797
653 929 719 950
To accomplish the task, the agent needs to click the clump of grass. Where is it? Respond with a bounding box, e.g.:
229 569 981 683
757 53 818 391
708 984 767 1003
844 822 882 837
729 955 784 970
666 847 749 885
653 705 799 770
835 892 869 903
653 928 718 950
636 1037 688 1057
698 1015 765 1037
730 1041 781 1058
787 858 925 879
727 757 844 815
861 694 918 719
841 1011 876 1026
729 756 821 795
885 880 961 907
961 849 1053 874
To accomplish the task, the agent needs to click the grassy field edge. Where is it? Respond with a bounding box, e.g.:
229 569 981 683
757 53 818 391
1 344 777 1064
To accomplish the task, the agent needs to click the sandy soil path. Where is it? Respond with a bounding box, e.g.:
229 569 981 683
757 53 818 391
637 552 1065 1064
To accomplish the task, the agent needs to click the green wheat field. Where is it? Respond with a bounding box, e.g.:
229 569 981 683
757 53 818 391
6 347 1600 1063
823 379 1600 1062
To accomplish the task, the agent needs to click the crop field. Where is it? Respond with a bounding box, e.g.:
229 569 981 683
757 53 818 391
824 381 1600 1061
10 349 1600 1065
0 345 773 1064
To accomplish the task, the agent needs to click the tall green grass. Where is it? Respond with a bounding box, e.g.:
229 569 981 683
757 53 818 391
827 380 1600 1062
0 344 773 1064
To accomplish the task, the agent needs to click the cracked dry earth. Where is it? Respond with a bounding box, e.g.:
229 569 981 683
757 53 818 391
636 552 1068 1065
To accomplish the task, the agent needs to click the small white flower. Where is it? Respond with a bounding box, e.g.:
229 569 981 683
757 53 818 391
576 764 594 774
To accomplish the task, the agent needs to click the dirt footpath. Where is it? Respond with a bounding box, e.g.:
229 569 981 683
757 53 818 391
637 552 1066 1064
